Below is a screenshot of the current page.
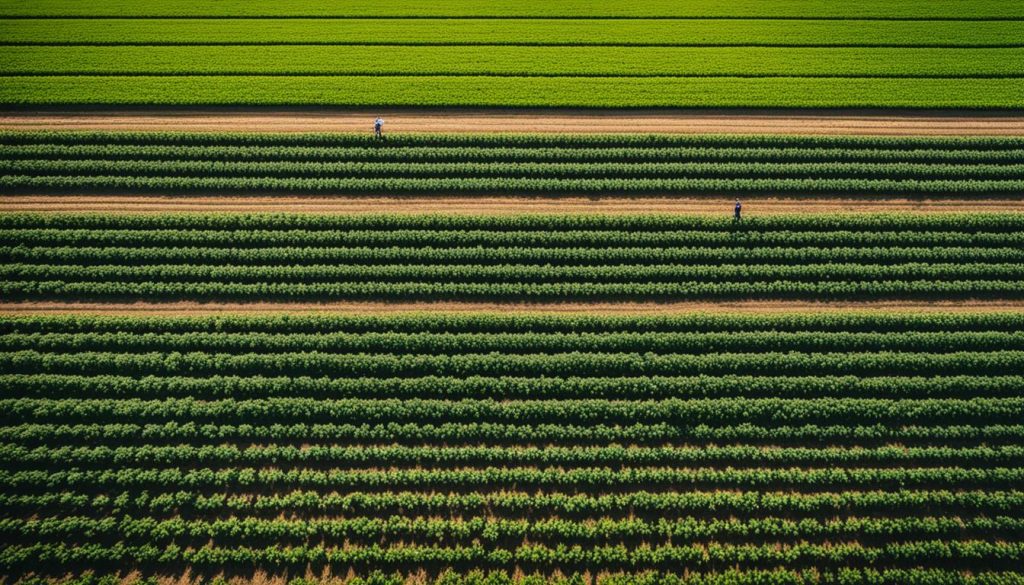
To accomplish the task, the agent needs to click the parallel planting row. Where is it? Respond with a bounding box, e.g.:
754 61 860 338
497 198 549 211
3 132 1024 197
2 212 1023 302
0 0 1021 107
1 313 1023 583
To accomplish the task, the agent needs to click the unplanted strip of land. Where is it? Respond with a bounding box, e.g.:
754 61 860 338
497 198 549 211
2 196 1020 215
3 300 1023 316
4 110 1024 135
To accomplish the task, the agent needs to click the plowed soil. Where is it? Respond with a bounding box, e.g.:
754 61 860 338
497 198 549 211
3 196 1021 215
4 110 1024 135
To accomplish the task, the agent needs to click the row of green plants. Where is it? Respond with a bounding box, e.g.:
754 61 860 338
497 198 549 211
6 443 1020 468
6 397 1021 425
4 514 1022 544
4 373 1023 400
4 466 1022 491
6 143 1024 165
4 313 1020 334
5 211 1022 232
4 330 1022 355
5 488 1019 517
8 244 1020 266
2 539 1021 569
6 350 1024 378
5 174 1023 196
6 262 1022 284
7 279 1023 302
9 159 1024 181
6 227 1023 248
4 421 1023 446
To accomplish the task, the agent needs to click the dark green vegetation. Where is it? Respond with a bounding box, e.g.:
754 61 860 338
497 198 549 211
2 213 1023 302
1 313 1024 583
0 0 1022 107
3 132 1024 197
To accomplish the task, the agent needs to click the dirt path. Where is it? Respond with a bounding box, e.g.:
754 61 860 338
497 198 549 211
3 300 1022 316
4 110 1024 135
3 196 1021 215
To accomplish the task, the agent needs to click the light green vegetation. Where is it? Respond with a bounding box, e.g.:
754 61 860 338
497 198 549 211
3 19 1021 47
3 76 1023 108
0 1 1021 107
2 0 1023 18
3 46 1022 77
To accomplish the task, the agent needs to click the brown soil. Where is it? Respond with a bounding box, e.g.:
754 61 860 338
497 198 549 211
3 196 1021 215
3 300 1022 316
4 110 1024 135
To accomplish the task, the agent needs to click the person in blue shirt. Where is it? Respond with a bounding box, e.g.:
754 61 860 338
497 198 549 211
734 199 742 221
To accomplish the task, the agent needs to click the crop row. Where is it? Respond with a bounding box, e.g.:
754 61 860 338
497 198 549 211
3 540 1023 571
7 19 1024 47
3 313 1021 335
5 350 1024 378
5 210 1022 231
5 466 1022 492
6 444 1021 469
10 159 1024 181
7 143 1024 167
4 422 1023 447
5 330 1024 355
4 76 1023 109
5 488 1020 518
6 46 1024 77
9 245 1023 266
4 0 1021 18
7 279 1024 302
4 515 1023 546
5 262 1021 285
6 397 1021 426
5 174 1024 196
7 228 1024 249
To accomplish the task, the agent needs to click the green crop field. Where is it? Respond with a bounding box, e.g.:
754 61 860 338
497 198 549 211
2 313 1024 584
4 132 1024 196
2 212 1024 303
0 0 1022 107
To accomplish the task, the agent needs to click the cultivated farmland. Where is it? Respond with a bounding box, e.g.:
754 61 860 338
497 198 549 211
3 132 1024 197
2 313 1024 583
0 0 1022 107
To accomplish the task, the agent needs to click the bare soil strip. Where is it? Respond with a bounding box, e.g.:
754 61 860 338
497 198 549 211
2 196 1021 215
4 110 1024 135
3 300 1022 316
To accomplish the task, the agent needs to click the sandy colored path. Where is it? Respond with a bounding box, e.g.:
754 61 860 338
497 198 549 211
4 110 1024 135
2 196 1022 215
3 300 1022 316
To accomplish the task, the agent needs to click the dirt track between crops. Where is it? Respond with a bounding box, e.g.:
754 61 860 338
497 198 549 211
3 300 1022 316
4 110 1024 135
3 196 1022 214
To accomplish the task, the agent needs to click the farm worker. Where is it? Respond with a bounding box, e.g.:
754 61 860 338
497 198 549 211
734 199 742 221
374 117 384 140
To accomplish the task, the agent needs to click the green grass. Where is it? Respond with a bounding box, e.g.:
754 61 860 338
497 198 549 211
3 18 1022 46
2 0 1023 18
2 75 1022 108
3 46 1022 76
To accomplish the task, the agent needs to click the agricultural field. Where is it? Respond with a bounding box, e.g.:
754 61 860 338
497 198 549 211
3 132 1024 197
3 213 1024 303
1 0 1023 584
2 313 1024 584
0 0 1022 107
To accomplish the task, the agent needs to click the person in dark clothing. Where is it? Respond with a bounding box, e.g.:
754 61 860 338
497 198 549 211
374 117 384 140
734 199 742 221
